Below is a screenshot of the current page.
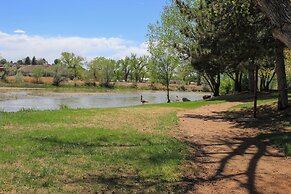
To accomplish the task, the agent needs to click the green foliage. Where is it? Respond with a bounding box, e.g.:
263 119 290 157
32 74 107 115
60 52 84 86
0 63 17 80
148 30 179 86
32 68 44 83
89 57 116 87
51 63 68 86
54 59 60 65
116 57 131 82
25 56 31 65
32 56 37 65
176 62 197 84
149 0 276 96
60 52 83 76
0 58 7 65
220 76 234 95
147 37 179 102
285 49 291 87
17 59 23 65
129 54 148 82
15 71 23 83
259 133 291 156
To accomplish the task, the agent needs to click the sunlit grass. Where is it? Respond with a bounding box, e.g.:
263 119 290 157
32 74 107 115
0 103 196 192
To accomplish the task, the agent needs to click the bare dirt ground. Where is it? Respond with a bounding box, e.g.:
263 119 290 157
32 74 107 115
177 102 291 194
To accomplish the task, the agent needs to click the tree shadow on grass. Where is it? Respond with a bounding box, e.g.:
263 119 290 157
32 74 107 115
211 92 280 103
70 173 195 193
184 103 290 131
179 104 290 194
30 136 195 192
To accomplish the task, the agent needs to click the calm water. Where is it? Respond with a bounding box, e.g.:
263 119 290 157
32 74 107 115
0 91 208 112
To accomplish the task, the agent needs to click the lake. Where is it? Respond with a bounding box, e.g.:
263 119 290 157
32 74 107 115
0 90 208 112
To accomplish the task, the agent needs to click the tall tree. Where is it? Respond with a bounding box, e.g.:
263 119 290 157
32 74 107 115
116 57 131 82
54 59 60 65
129 54 148 83
24 56 31 65
148 38 178 103
32 56 37 65
257 0 290 109
89 57 116 87
0 58 7 65
275 40 289 110
60 52 84 87
52 63 68 86
32 68 44 83
257 0 291 49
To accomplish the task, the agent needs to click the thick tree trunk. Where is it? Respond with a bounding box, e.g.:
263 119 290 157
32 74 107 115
202 73 220 97
211 73 220 97
257 0 291 49
213 83 220 97
275 40 289 110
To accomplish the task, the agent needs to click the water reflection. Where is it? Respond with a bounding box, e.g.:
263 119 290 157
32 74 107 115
0 91 208 112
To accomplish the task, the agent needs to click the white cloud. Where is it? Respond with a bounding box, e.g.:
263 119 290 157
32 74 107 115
13 29 26 34
0 31 149 63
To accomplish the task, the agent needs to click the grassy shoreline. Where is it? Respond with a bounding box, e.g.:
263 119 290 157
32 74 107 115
0 78 205 93
0 95 290 192
0 100 223 193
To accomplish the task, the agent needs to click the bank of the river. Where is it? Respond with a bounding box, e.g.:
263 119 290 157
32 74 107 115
0 94 289 193
0 87 210 112
0 79 206 93
0 99 224 193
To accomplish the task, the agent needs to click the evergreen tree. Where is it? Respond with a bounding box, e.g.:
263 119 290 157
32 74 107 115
24 56 31 65
32 56 37 65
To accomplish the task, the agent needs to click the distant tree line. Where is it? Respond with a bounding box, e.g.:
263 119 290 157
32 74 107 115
0 52 200 92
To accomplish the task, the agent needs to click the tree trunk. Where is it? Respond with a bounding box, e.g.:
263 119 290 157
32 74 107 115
257 0 291 49
166 83 171 103
260 76 265 91
124 74 128 82
211 73 220 97
248 61 255 93
254 65 259 118
234 71 242 93
213 83 220 97
74 69 77 87
275 40 289 110
203 73 220 97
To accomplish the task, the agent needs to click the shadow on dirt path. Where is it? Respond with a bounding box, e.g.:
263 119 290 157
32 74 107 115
178 102 291 194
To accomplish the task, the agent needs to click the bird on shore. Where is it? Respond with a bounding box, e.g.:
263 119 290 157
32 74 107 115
141 95 149 104
182 97 191 102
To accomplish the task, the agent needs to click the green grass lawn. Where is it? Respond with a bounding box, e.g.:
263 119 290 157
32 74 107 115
0 93 290 192
0 100 216 193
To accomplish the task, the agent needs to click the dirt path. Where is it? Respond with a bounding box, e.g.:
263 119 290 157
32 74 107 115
178 102 291 194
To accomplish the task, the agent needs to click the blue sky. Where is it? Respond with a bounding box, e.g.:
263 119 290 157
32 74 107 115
0 0 167 62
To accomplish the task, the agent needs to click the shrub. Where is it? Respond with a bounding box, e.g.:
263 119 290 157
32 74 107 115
220 77 234 95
